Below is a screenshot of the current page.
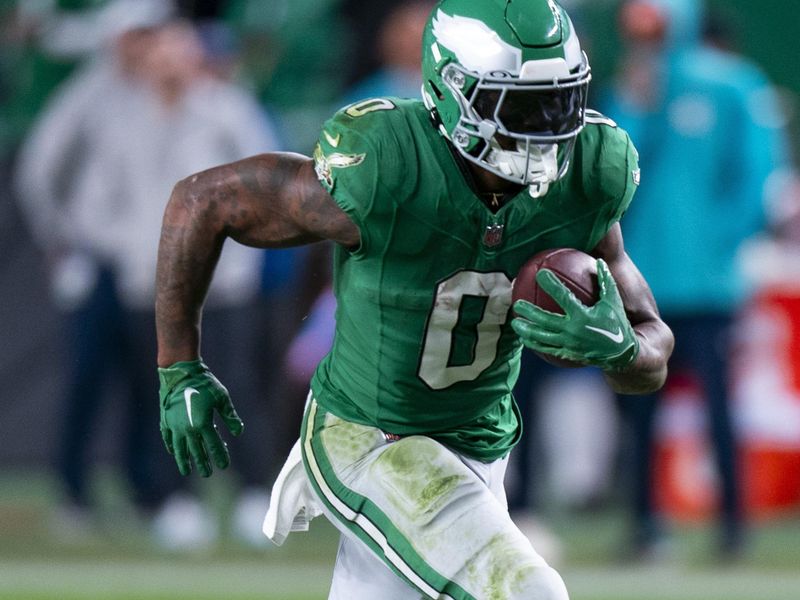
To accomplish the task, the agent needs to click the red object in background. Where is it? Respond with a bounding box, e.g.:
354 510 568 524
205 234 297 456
743 448 800 516
761 291 800 391
619 1 668 44
652 375 716 523
653 289 800 522
736 289 800 518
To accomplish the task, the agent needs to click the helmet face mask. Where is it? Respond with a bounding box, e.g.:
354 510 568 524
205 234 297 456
422 0 591 196
472 84 587 137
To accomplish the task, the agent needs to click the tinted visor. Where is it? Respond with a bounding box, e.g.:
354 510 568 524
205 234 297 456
473 86 586 136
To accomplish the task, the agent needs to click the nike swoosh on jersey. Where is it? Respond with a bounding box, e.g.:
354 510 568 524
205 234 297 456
585 325 625 343
184 387 199 427
323 130 341 147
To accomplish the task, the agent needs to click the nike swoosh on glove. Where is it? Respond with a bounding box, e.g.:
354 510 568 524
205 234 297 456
158 359 244 476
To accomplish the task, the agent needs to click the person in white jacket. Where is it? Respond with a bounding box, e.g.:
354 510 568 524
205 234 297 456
14 13 281 548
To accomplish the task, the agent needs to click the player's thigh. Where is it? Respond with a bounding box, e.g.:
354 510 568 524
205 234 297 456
302 399 568 600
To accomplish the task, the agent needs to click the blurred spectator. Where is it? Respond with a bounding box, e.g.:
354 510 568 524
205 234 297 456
0 0 104 160
339 0 432 105
602 0 790 560
223 0 351 152
339 0 397 88
13 8 281 549
12 4 175 536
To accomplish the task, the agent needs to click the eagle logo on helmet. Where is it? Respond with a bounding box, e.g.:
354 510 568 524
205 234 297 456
431 11 522 74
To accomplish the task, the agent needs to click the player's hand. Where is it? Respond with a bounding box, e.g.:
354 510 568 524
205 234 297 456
158 359 244 476
511 259 639 371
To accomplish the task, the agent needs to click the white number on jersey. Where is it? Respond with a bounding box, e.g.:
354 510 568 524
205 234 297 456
418 271 513 390
345 98 396 118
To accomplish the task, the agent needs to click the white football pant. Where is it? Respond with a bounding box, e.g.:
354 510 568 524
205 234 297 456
301 398 569 600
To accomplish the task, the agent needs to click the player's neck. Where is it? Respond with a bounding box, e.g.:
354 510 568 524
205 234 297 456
444 140 523 211
467 162 524 212
467 163 517 193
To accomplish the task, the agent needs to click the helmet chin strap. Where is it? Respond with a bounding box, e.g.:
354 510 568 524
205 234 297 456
485 140 559 198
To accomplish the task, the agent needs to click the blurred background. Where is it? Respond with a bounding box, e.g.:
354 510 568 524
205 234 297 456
1 0 799 599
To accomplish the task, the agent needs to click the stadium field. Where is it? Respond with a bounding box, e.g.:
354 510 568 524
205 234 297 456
1 471 799 599
3 559 800 600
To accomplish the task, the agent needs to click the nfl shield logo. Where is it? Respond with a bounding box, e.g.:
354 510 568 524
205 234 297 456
483 223 504 248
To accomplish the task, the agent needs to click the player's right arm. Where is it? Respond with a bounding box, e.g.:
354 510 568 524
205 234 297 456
156 152 358 367
155 152 358 476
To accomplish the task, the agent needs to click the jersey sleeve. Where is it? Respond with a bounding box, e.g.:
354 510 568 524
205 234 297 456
581 116 641 249
312 99 409 255
612 128 640 223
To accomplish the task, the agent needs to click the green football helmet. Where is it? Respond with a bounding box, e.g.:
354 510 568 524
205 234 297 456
421 0 591 197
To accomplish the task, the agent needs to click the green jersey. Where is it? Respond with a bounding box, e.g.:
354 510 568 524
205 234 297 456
310 98 639 461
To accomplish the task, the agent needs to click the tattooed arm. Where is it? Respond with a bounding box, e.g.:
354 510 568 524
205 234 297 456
155 152 359 367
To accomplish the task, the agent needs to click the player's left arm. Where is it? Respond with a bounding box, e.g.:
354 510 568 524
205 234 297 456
591 223 674 394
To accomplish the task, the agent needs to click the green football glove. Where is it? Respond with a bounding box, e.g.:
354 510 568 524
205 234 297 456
158 359 244 477
511 259 639 371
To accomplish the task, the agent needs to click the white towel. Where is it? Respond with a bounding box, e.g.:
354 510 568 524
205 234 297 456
262 438 323 545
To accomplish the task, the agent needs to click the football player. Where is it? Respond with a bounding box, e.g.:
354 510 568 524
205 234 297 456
155 1 674 598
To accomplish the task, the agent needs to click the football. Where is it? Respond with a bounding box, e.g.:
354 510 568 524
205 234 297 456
512 248 599 367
